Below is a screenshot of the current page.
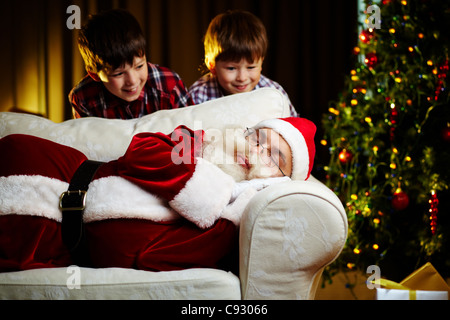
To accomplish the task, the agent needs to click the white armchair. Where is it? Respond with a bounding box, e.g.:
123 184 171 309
0 88 347 300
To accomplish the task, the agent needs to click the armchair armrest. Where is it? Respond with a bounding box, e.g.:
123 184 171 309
239 176 348 300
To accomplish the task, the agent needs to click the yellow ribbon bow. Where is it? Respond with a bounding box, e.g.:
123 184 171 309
372 279 417 300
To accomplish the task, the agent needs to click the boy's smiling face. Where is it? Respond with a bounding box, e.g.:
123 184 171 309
91 56 148 102
211 58 263 95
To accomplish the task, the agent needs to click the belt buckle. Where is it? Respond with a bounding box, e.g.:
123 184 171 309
59 190 87 211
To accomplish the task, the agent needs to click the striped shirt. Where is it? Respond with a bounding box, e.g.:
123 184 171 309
189 73 299 117
69 62 194 119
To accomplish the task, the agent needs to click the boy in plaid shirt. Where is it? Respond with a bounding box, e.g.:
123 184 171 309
69 9 193 119
189 10 298 117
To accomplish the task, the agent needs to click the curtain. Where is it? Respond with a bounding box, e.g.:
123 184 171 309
1 0 357 163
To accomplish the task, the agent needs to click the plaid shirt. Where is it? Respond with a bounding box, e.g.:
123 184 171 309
189 73 299 117
69 63 194 119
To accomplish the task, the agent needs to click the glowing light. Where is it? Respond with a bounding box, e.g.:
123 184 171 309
350 70 359 81
353 248 361 254
373 244 380 250
329 107 340 115
408 46 414 52
390 163 397 169
320 139 328 146
351 194 358 200
351 99 358 106
389 28 396 34
339 149 353 163
365 117 372 123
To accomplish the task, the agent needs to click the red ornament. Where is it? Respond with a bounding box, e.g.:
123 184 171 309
435 59 448 101
338 149 353 164
364 52 378 68
359 29 374 43
441 126 450 142
389 106 399 141
392 188 410 211
429 191 439 235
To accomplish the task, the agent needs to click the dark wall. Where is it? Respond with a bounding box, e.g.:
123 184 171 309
2 0 358 165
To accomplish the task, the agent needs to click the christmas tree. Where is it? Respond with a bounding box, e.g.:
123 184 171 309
321 0 450 285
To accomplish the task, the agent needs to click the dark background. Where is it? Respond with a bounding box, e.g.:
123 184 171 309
1 0 358 166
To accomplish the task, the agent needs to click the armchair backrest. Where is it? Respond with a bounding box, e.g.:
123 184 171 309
0 88 290 161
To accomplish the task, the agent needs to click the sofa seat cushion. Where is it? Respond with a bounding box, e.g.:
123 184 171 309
0 267 241 299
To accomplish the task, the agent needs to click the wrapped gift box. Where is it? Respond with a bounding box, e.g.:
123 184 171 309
375 263 450 300
377 288 448 300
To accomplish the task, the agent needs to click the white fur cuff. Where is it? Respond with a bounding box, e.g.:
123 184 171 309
169 158 235 229
0 175 179 223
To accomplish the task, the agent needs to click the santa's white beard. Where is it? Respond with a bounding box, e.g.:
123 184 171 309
202 127 277 182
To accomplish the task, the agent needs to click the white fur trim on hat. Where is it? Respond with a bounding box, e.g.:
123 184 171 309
253 118 310 180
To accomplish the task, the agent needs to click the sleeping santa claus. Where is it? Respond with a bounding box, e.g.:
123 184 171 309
0 117 315 273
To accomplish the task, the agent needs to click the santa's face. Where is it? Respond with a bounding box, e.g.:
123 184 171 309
202 127 292 181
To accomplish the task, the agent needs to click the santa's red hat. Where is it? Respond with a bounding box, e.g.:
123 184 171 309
252 117 316 180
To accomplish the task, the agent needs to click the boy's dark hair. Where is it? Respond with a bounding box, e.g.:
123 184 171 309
78 9 146 73
204 10 268 70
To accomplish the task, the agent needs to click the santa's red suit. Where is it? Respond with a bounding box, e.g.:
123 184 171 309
0 126 244 273
1 116 317 274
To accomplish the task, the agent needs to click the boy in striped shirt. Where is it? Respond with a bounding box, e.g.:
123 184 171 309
69 9 193 119
189 10 298 117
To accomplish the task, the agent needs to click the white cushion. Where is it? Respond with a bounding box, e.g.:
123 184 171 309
0 88 290 161
0 267 241 300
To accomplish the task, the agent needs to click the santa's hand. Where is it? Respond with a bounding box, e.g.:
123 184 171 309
224 177 290 225
221 187 258 226
246 176 291 191
230 176 290 202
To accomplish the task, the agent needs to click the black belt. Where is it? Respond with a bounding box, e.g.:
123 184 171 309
59 159 104 266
